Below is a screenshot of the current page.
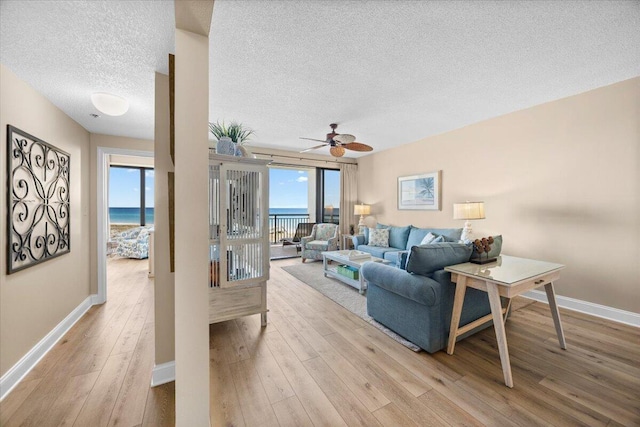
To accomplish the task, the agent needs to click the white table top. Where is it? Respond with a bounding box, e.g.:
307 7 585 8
445 255 564 286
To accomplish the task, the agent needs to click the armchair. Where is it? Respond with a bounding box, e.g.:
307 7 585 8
113 225 153 259
300 223 339 262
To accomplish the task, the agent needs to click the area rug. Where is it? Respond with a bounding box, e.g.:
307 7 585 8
282 262 421 352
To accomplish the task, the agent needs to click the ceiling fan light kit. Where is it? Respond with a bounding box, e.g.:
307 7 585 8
300 123 373 158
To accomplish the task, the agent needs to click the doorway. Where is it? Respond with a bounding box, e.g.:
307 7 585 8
96 147 153 304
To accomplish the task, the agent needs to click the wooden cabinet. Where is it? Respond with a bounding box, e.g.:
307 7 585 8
208 154 270 325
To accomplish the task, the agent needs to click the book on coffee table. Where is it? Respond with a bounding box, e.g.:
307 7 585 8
333 250 371 260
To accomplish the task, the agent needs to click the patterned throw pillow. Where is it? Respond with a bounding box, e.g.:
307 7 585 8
368 228 389 247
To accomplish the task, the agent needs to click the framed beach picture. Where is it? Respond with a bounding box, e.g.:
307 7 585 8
398 171 441 211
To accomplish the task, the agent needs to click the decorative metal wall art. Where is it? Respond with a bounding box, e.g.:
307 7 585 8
7 125 70 274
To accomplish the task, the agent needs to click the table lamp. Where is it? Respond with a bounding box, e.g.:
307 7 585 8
453 201 485 242
354 204 371 234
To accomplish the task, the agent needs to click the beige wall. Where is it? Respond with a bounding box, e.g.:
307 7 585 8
89 133 153 295
358 77 640 314
0 64 91 376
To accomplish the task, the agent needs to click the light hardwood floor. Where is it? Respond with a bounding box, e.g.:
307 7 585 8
2 257 639 426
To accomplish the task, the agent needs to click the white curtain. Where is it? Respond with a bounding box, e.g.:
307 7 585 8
339 163 358 238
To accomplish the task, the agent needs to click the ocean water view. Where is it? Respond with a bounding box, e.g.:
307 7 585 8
109 207 313 224
109 207 155 224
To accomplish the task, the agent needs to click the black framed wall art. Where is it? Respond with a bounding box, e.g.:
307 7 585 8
7 125 70 274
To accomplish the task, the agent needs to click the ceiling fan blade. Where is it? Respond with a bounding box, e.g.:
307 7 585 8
342 142 373 152
333 133 355 144
300 137 327 143
300 144 328 153
330 146 346 157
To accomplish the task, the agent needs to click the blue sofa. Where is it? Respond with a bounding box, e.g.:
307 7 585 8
351 225 463 266
361 242 492 353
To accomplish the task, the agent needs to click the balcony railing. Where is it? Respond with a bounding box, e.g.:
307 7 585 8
268 214 311 244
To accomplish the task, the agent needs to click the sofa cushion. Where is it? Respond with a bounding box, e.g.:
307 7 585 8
376 224 412 249
356 245 399 259
406 227 463 250
361 261 438 306
406 242 472 276
305 240 330 250
369 228 390 247
384 250 410 270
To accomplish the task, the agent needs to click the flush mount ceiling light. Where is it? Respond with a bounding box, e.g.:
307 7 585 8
91 92 129 116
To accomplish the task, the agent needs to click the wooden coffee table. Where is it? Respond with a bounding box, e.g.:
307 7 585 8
322 250 390 294
445 255 566 388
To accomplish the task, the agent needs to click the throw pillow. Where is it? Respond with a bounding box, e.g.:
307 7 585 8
406 242 472 276
420 232 438 245
432 235 445 244
368 228 390 247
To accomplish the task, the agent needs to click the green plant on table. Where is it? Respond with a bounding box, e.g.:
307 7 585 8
208 120 254 144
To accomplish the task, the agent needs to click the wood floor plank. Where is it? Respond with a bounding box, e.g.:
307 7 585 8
540 376 640 426
234 314 295 404
372 403 420 427
40 371 100 427
107 322 155 427
321 319 432 398
228 359 280 427
463 337 611 427
73 351 132 427
268 309 319 362
265 330 348 427
303 356 383 427
272 293 391 412
209 339 246 427
141 382 175 427
0 378 42 426
271 395 314 427
441 343 591 427
418 389 484 427
323 332 465 427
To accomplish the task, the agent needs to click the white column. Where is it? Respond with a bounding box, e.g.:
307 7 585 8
174 29 210 425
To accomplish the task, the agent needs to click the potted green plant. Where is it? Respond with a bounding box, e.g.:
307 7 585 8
209 120 255 156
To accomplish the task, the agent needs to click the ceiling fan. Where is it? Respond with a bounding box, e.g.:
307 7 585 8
300 123 373 157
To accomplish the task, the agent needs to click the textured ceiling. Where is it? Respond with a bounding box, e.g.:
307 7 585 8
1 1 639 157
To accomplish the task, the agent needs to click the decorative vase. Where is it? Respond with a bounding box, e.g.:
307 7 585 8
216 137 235 156
237 145 257 158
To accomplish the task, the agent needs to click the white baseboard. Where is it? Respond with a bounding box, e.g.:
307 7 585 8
151 361 175 387
522 290 640 327
0 295 97 401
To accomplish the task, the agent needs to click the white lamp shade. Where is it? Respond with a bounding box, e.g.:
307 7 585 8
354 204 371 216
91 92 129 116
453 202 485 220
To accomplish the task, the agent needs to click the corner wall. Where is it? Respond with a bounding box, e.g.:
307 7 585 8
358 77 640 314
0 64 91 376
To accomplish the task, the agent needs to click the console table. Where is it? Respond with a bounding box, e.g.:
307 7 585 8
445 255 566 387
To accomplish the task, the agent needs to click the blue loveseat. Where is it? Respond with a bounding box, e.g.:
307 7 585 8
361 242 492 353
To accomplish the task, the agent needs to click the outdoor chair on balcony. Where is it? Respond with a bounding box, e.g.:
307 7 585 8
282 222 316 253
300 223 339 262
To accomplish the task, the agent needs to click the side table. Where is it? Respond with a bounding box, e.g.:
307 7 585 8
341 234 354 250
445 255 566 387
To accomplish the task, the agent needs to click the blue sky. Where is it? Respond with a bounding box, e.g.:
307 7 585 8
269 168 309 209
109 167 154 208
269 168 340 210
